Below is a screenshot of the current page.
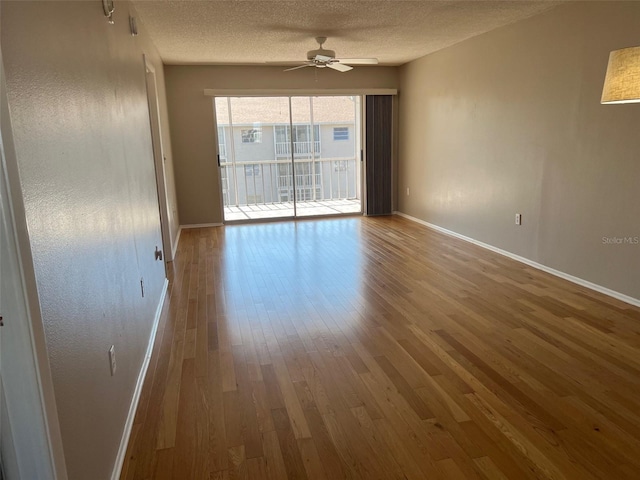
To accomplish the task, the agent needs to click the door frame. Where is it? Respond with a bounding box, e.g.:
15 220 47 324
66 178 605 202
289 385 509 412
143 55 172 266
211 92 388 223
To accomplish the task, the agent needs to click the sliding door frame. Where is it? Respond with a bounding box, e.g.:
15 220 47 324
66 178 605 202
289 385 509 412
210 91 396 224
287 98 298 218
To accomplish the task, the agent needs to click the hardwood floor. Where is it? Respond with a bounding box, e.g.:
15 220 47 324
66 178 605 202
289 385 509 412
120 216 640 480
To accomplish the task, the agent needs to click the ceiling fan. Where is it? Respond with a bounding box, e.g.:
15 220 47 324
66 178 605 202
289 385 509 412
282 37 378 72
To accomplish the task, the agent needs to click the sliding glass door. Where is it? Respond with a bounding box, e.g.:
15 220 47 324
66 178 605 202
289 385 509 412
215 96 295 220
214 95 362 222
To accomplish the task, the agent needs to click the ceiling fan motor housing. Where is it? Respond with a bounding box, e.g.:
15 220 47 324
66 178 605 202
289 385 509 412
307 48 336 61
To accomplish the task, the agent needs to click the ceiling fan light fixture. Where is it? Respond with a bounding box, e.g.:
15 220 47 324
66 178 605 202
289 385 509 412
307 49 336 61
282 36 378 73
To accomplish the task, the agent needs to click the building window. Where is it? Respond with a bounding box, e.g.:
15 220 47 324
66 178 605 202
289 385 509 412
274 124 320 157
334 160 347 171
244 164 261 176
333 127 349 141
241 128 262 143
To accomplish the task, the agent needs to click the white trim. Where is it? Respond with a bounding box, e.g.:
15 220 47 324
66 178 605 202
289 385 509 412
143 54 173 265
180 222 224 229
212 102 227 224
111 278 169 480
394 211 640 308
171 227 181 260
204 88 397 97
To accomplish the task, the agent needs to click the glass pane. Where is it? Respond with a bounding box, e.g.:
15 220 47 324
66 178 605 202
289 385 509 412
214 96 294 221
215 95 362 221
291 96 362 217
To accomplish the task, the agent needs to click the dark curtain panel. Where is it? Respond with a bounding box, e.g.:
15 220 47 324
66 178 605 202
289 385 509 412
365 95 393 215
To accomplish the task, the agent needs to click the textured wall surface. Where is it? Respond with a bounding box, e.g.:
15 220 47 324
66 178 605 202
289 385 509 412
1 1 172 478
398 1 640 300
165 65 398 225
1 66 56 480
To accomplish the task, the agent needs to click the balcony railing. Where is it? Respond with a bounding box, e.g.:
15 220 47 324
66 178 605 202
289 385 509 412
220 157 358 207
275 141 321 157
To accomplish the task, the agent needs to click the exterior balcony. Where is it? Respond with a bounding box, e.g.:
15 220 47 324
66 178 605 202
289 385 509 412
275 140 321 157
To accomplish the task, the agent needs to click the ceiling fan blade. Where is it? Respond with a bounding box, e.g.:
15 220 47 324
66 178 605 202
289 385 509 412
327 62 353 72
283 64 313 72
266 61 309 66
336 58 379 65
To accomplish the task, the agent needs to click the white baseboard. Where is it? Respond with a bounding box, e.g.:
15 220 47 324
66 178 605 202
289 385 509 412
171 227 181 261
394 211 640 308
180 222 223 229
111 278 169 480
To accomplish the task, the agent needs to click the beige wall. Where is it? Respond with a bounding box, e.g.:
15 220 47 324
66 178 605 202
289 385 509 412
164 65 398 225
398 1 640 300
1 1 176 478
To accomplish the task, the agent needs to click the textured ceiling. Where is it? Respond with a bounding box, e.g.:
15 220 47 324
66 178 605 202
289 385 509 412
132 1 560 66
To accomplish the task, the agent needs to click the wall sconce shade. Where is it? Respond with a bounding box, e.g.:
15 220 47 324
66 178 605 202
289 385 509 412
601 46 640 104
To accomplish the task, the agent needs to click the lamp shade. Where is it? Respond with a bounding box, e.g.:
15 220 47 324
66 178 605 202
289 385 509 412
601 46 640 104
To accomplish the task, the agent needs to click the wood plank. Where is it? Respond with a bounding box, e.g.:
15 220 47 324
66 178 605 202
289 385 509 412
293 381 351 480
373 355 434 420
473 456 509 480
261 430 288 480
231 345 263 459
246 457 268 480
297 437 328 480
271 407 309 480
171 358 197 479
206 350 228 472
271 357 312 439
227 445 247 480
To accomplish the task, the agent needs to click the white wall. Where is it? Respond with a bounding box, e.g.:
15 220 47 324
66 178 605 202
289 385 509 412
320 124 355 159
1 1 175 478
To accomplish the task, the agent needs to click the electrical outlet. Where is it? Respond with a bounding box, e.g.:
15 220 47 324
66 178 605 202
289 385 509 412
515 213 522 225
108 345 117 376
406 187 410 196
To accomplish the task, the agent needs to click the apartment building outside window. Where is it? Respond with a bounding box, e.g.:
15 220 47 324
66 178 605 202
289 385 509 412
333 126 349 141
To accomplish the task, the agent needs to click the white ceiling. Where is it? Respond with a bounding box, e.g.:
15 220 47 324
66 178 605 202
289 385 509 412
132 1 560 66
